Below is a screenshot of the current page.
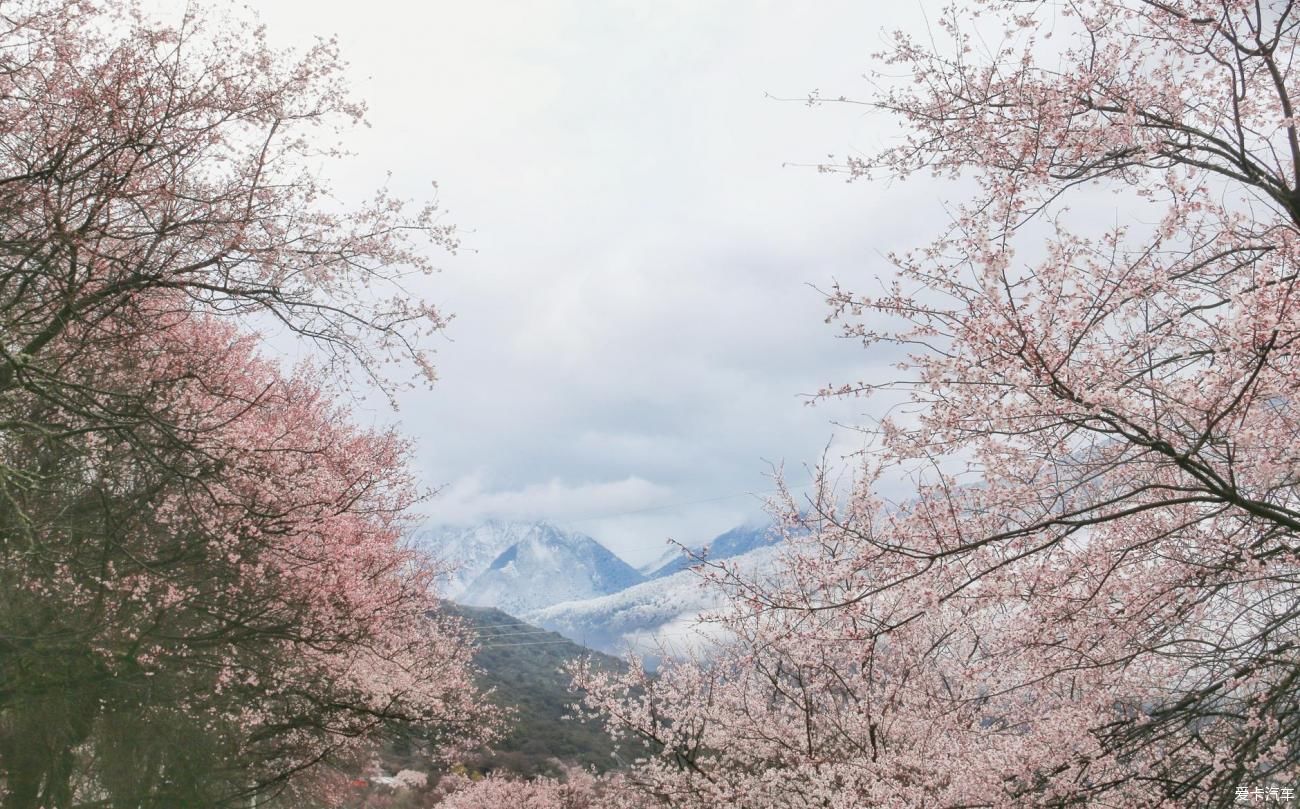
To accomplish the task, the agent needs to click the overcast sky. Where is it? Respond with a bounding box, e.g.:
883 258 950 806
213 0 946 565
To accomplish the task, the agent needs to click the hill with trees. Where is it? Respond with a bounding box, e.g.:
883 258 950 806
449 605 631 776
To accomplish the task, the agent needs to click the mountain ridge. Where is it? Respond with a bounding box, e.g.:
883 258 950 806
430 521 646 616
414 519 787 658
643 523 779 579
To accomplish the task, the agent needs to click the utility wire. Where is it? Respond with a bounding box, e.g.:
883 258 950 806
473 628 562 639
458 619 547 630
476 638 591 650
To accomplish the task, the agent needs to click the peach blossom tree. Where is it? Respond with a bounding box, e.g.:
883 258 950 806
0 311 493 808
0 1 490 806
431 767 634 809
574 1 1300 806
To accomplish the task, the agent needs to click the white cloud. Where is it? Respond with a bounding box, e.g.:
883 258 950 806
162 0 956 559
420 475 674 526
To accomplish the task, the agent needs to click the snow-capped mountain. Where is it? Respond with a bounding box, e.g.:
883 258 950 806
453 522 645 616
413 519 547 600
643 523 780 580
413 518 789 659
637 544 682 578
527 541 784 657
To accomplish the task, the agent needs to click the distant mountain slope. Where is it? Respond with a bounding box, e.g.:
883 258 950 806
645 523 780 579
453 604 627 775
637 543 681 577
375 605 628 781
457 522 644 615
528 543 784 658
411 520 787 663
414 519 542 599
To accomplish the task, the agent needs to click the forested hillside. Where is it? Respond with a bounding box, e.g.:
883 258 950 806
449 605 630 775
350 607 635 806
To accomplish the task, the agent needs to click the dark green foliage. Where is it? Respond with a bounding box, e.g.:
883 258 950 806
371 605 635 783
447 604 630 776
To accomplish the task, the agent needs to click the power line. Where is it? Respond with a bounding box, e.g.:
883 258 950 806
459 619 545 630
476 638 590 650
473 628 561 639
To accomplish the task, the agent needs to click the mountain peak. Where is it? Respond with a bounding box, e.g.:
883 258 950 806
452 522 645 617
413 519 589 599
644 523 779 579
415 519 784 643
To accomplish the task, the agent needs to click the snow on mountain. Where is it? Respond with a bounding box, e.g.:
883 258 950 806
456 522 645 616
526 542 784 658
413 519 789 660
412 519 546 600
637 544 683 577
644 523 780 580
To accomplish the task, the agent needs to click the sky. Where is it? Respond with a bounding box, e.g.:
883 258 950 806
185 0 949 565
